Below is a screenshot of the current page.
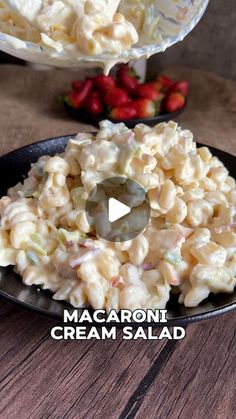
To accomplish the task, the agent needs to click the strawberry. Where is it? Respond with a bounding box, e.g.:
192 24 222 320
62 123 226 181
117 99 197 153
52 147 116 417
64 79 93 109
95 74 116 92
157 75 173 91
136 83 163 101
117 65 139 94
105 87 129 107
64 91 81 108
168 81 189 97
147 81 162 92
84 91 103 115
110 103 138 120
164 92 185 113
72 80 83 91
133 99 156 118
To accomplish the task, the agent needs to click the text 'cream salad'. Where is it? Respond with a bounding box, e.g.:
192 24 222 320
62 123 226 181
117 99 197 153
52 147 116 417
0 120 236 311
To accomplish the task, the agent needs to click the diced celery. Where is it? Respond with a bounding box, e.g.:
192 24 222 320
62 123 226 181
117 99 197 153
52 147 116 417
30 233 43 246
57 228 85 244
25 240 47 256
26 250 38 266
163 223 171 230
71 187 85 207
164 250 182 266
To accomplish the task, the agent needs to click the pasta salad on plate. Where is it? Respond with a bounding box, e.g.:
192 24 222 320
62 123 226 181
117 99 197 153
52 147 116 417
0 120 235 312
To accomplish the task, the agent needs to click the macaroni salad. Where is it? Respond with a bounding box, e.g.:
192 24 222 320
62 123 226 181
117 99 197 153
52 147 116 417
0 0 161 57
0 120 236 311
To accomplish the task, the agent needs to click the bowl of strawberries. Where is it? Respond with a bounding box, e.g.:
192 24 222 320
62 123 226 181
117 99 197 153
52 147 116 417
62 64 189 128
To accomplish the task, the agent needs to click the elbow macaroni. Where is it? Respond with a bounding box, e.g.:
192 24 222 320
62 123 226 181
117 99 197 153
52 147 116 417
0 120 235 311
0 0 160 59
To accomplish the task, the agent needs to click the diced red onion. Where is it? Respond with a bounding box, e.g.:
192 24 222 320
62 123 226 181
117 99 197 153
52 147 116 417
69 248 100 268
141 263 154 271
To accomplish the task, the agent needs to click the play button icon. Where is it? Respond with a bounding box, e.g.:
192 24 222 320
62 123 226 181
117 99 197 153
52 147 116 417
85 177 150 242
108 198 131 222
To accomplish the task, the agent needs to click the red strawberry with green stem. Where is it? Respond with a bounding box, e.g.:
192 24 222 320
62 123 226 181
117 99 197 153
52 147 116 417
167 81 189 97
164 92 185 113
146 81 162 92
117 65 139 95
84 91 103 115
95 74 116 92
109 103 138 120
64 79 93 109
136 83 164 101
133 99 156 118
156 75 173 91
105 87 129 108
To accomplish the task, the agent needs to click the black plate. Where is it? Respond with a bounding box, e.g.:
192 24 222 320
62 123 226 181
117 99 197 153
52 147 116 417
64 103 186 129
0 134 235 325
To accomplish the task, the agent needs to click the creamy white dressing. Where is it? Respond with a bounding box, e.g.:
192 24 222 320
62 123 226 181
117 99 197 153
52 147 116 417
2 0 139 55
0 0 208 72
4 0 42 22
0 120 235 311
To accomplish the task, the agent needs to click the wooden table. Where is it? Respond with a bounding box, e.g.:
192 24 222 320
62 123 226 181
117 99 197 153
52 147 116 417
0 65 235 419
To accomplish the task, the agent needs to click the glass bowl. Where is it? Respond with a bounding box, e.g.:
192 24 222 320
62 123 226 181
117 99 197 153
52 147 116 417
0 0 209 69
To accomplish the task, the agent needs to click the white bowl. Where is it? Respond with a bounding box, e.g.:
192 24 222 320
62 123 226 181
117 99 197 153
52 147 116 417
0 0 209 69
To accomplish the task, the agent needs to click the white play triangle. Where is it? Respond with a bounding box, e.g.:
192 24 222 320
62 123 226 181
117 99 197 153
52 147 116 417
108 198 131 223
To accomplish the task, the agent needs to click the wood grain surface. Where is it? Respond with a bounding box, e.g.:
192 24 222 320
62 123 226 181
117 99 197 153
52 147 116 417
0 65 236 419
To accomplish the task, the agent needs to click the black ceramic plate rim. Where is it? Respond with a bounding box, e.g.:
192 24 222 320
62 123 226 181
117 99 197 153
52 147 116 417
0 133 235 326
1 283 236 327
